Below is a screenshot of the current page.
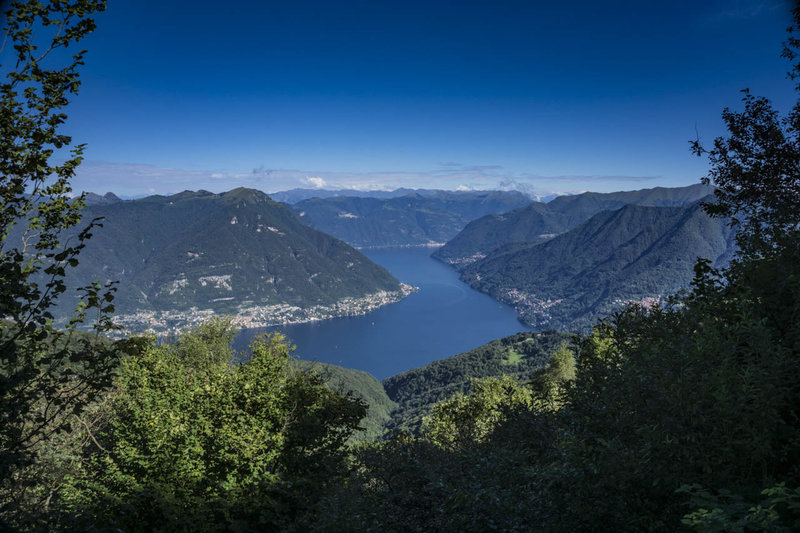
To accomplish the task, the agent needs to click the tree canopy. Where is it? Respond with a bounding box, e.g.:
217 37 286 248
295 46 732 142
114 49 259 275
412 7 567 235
0 1 119 527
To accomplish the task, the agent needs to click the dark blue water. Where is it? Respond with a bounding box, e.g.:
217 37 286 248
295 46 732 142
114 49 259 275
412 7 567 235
234 247 528 379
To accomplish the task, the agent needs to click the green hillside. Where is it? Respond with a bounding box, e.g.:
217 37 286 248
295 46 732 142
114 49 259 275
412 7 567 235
462 199 736 331
382 330 571 434
294 361 397 441
432 201 570 266
293 190 530 248
546 183 713 226
54 188 406 332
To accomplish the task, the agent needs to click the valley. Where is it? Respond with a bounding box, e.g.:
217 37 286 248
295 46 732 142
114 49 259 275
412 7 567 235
5 3 798 529
65 184 735 342
234 246 529 379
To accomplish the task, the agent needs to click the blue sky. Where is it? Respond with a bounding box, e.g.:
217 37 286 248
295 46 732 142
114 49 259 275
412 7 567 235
45 0 797 196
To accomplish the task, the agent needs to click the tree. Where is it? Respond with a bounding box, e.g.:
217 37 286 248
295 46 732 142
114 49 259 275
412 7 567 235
59 323 367 531
691 6 800 261
0 0 116 527
690 2 800 356
422 375 534 451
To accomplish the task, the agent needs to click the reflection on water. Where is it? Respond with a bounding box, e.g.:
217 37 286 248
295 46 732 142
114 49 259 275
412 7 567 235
234 247 528 380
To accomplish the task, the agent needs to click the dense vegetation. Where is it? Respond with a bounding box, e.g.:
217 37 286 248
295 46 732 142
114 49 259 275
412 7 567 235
2 1 800 531
293 360 397 442
292 190 530 248
54 320 365 531
382 330 571 433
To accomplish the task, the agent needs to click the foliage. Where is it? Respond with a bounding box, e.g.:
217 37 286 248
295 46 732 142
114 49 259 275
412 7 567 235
679 483 800 532
692 89 800 260
59 321 367 531
383 330 570 434
546 282 798 529
692 37 800 264
173 315 237 368
421 344 574 450
528 341 575 404
0 1 120 528
295 360 398 442
422 375 534 451
312 357 575 531
3 1 799 530
312 7 800 529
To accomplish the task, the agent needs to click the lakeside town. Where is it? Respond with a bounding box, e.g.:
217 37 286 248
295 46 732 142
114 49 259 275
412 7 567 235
113 283 418 337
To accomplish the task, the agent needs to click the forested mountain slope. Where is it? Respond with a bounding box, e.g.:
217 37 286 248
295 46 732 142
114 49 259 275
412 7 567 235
294 361 398 441
382 330 571 434
51 188 407 332
461 198 735 331
432 201 570 266
546 183 713 226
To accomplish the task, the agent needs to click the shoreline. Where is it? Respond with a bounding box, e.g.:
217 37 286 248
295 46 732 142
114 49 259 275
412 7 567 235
112 283 418 338
355 243 445 250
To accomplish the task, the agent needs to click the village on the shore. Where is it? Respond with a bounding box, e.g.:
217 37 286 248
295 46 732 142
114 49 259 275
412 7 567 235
113 283 418 337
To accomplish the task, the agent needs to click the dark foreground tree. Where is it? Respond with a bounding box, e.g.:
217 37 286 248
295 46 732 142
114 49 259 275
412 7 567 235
309 5 800 531
0 1 118 528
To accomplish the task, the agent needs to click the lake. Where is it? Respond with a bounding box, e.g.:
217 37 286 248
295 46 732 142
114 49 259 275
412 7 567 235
234 247 529 380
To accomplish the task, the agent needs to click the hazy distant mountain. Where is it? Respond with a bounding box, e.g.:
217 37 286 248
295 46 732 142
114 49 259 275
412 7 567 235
546 183 714 227
268 188 410 204
53 188 405 332
292 190 530 247
271 187 538 205
461 198 735 332
528 192 562 203
434 184 713 266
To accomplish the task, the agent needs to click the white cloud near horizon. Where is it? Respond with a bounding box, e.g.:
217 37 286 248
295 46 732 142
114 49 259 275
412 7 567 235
302 176 328 189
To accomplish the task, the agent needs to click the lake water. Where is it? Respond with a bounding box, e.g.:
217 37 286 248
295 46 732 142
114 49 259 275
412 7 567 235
234 247 529 380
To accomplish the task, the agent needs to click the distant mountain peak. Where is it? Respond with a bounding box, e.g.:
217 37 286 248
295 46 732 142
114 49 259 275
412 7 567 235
222 187 271 203
84 191 122 206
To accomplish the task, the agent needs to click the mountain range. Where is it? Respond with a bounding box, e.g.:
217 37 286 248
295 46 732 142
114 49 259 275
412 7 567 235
433 184 713 266
271 187 537 205
291 190 530 247
59 183 731 336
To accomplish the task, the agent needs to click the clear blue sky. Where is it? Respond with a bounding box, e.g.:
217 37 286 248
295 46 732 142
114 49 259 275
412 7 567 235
49 0 797 196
